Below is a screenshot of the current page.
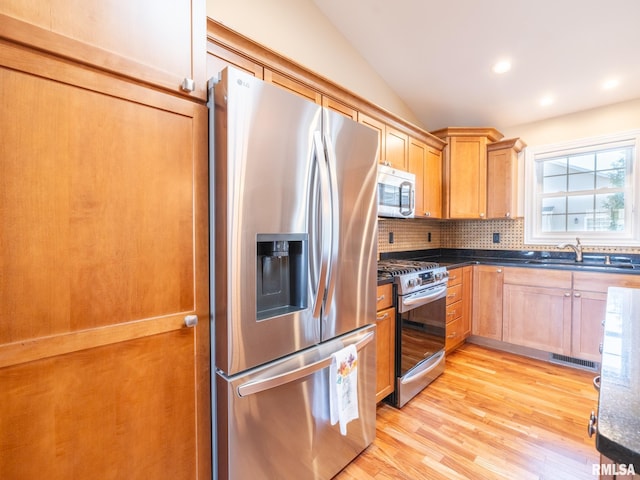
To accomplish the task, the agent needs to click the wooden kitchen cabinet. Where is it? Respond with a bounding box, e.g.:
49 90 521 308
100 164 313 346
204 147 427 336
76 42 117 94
572 271 640 362
445 267 472 352
431 127 503 219
322 95 358 120
409 137 443 218
375 283 395 403
472 265 504 340
1 1 207 99
487 138 526 219
502 268 573 354
0 29 210 480
207 39 264 80
264 68 322 104
462 266 473 338
358 113 408 169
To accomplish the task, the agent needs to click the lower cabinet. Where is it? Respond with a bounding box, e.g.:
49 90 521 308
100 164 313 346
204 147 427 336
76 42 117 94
472 265 504 340
375 283 395 403
445 266 472 352
502 268 573 354
503 283 572 354
473 266 640 363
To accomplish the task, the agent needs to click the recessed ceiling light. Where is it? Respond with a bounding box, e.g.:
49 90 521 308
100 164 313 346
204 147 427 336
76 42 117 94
492 60 511 74
539 95 554 107
602 78 620 90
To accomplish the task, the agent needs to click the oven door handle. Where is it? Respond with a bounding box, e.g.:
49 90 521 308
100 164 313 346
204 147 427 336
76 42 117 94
401 350 445 384
401 285 447 309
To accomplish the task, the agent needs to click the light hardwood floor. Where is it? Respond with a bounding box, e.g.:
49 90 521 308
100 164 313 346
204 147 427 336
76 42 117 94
336 343 600 480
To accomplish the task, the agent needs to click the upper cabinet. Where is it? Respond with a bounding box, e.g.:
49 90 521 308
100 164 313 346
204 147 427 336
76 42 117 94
358 113 409 169
409 137 442 218
264 68 322 104
487 138 526 219
1 1 207 99
431 127 504 219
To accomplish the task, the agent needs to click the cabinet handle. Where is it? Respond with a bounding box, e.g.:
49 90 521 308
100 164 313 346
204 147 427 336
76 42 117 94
376 313 389 321
184 314 198 327
377 294 385 302
588 410 598 438
447 332 457 339
447 312 456 317
564 292 571 297
574 292 582 297
599 343 603 354
449 274 458 282
496 268 503 273
447 293 457 300
180 77 195 92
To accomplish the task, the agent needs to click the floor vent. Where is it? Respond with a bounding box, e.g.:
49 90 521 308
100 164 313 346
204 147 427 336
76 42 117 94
550 353 598 371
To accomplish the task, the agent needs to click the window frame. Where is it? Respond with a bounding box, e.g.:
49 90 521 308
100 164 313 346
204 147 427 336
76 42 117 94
524 130 640 247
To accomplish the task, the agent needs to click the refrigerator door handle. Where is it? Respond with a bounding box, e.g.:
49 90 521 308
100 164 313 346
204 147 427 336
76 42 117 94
312 131 331 318
322 133 340 311
236 331 374 397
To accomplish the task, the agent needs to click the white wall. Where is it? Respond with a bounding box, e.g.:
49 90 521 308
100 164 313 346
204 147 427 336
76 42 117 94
502 98 640 147
207 0 423 126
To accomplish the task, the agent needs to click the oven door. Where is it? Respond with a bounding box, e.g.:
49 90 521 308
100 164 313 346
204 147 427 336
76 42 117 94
395 284 447 407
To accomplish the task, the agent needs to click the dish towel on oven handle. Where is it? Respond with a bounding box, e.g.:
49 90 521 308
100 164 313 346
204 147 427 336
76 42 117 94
329 343 359 435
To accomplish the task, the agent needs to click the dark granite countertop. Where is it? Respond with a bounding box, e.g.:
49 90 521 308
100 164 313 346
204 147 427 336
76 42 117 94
596 287 640 467
379 248 640 275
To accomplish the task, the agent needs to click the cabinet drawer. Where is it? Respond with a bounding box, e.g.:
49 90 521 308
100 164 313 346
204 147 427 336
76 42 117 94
376 283 393 311
446 316 465 351
446 301 462 322
447 268 462 286
446 284 462 305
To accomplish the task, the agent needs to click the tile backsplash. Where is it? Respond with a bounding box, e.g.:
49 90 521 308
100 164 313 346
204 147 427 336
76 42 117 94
378 217 640 257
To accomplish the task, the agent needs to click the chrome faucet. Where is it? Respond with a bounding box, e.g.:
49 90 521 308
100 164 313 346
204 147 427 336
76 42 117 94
557 237 583 262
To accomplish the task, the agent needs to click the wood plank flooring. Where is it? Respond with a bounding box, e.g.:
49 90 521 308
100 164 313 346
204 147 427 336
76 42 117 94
336 343 600 479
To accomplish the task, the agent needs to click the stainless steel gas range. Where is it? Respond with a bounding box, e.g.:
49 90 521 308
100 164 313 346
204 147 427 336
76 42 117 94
378 260 449 407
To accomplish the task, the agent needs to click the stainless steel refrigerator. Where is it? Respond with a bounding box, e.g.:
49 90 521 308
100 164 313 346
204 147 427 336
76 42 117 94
209 67 379 480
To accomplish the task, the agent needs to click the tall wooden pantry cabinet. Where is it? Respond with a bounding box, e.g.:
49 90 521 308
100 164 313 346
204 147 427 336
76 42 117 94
0 3 210 479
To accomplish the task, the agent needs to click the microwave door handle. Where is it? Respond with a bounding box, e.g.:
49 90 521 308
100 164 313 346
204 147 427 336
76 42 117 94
400 180 412 216
237 331 374 397
312 131 331 319
322 133 339 311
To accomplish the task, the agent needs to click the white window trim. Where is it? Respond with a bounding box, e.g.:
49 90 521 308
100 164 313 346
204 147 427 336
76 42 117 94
524 129 640 247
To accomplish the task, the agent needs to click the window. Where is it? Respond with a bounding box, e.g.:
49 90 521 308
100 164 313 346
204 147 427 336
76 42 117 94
524 130 640 246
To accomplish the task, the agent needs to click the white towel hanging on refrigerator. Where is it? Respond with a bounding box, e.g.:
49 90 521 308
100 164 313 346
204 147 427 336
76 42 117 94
329 343 359 435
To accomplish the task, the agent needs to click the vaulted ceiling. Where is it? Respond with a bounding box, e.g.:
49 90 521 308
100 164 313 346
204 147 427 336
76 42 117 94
313 0 640 130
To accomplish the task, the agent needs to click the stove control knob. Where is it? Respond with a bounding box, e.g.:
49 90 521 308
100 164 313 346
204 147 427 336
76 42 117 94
407 279 415 288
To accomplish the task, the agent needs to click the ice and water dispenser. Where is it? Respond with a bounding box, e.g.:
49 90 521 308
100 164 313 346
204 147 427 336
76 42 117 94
256 234 308 321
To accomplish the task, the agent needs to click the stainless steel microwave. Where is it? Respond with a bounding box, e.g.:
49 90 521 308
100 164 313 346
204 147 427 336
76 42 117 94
377 164 415 218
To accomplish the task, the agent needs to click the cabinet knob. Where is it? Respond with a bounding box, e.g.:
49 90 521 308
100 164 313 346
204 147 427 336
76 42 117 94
496 268 502 273
184 314 198 327
574 292 582 297
479 212 485 217
425 212 431 217
564 292 571 297
505 212 511 218
181 77 195 92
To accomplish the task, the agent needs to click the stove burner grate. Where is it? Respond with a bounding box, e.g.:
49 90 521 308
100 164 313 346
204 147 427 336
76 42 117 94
377 260 440 276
